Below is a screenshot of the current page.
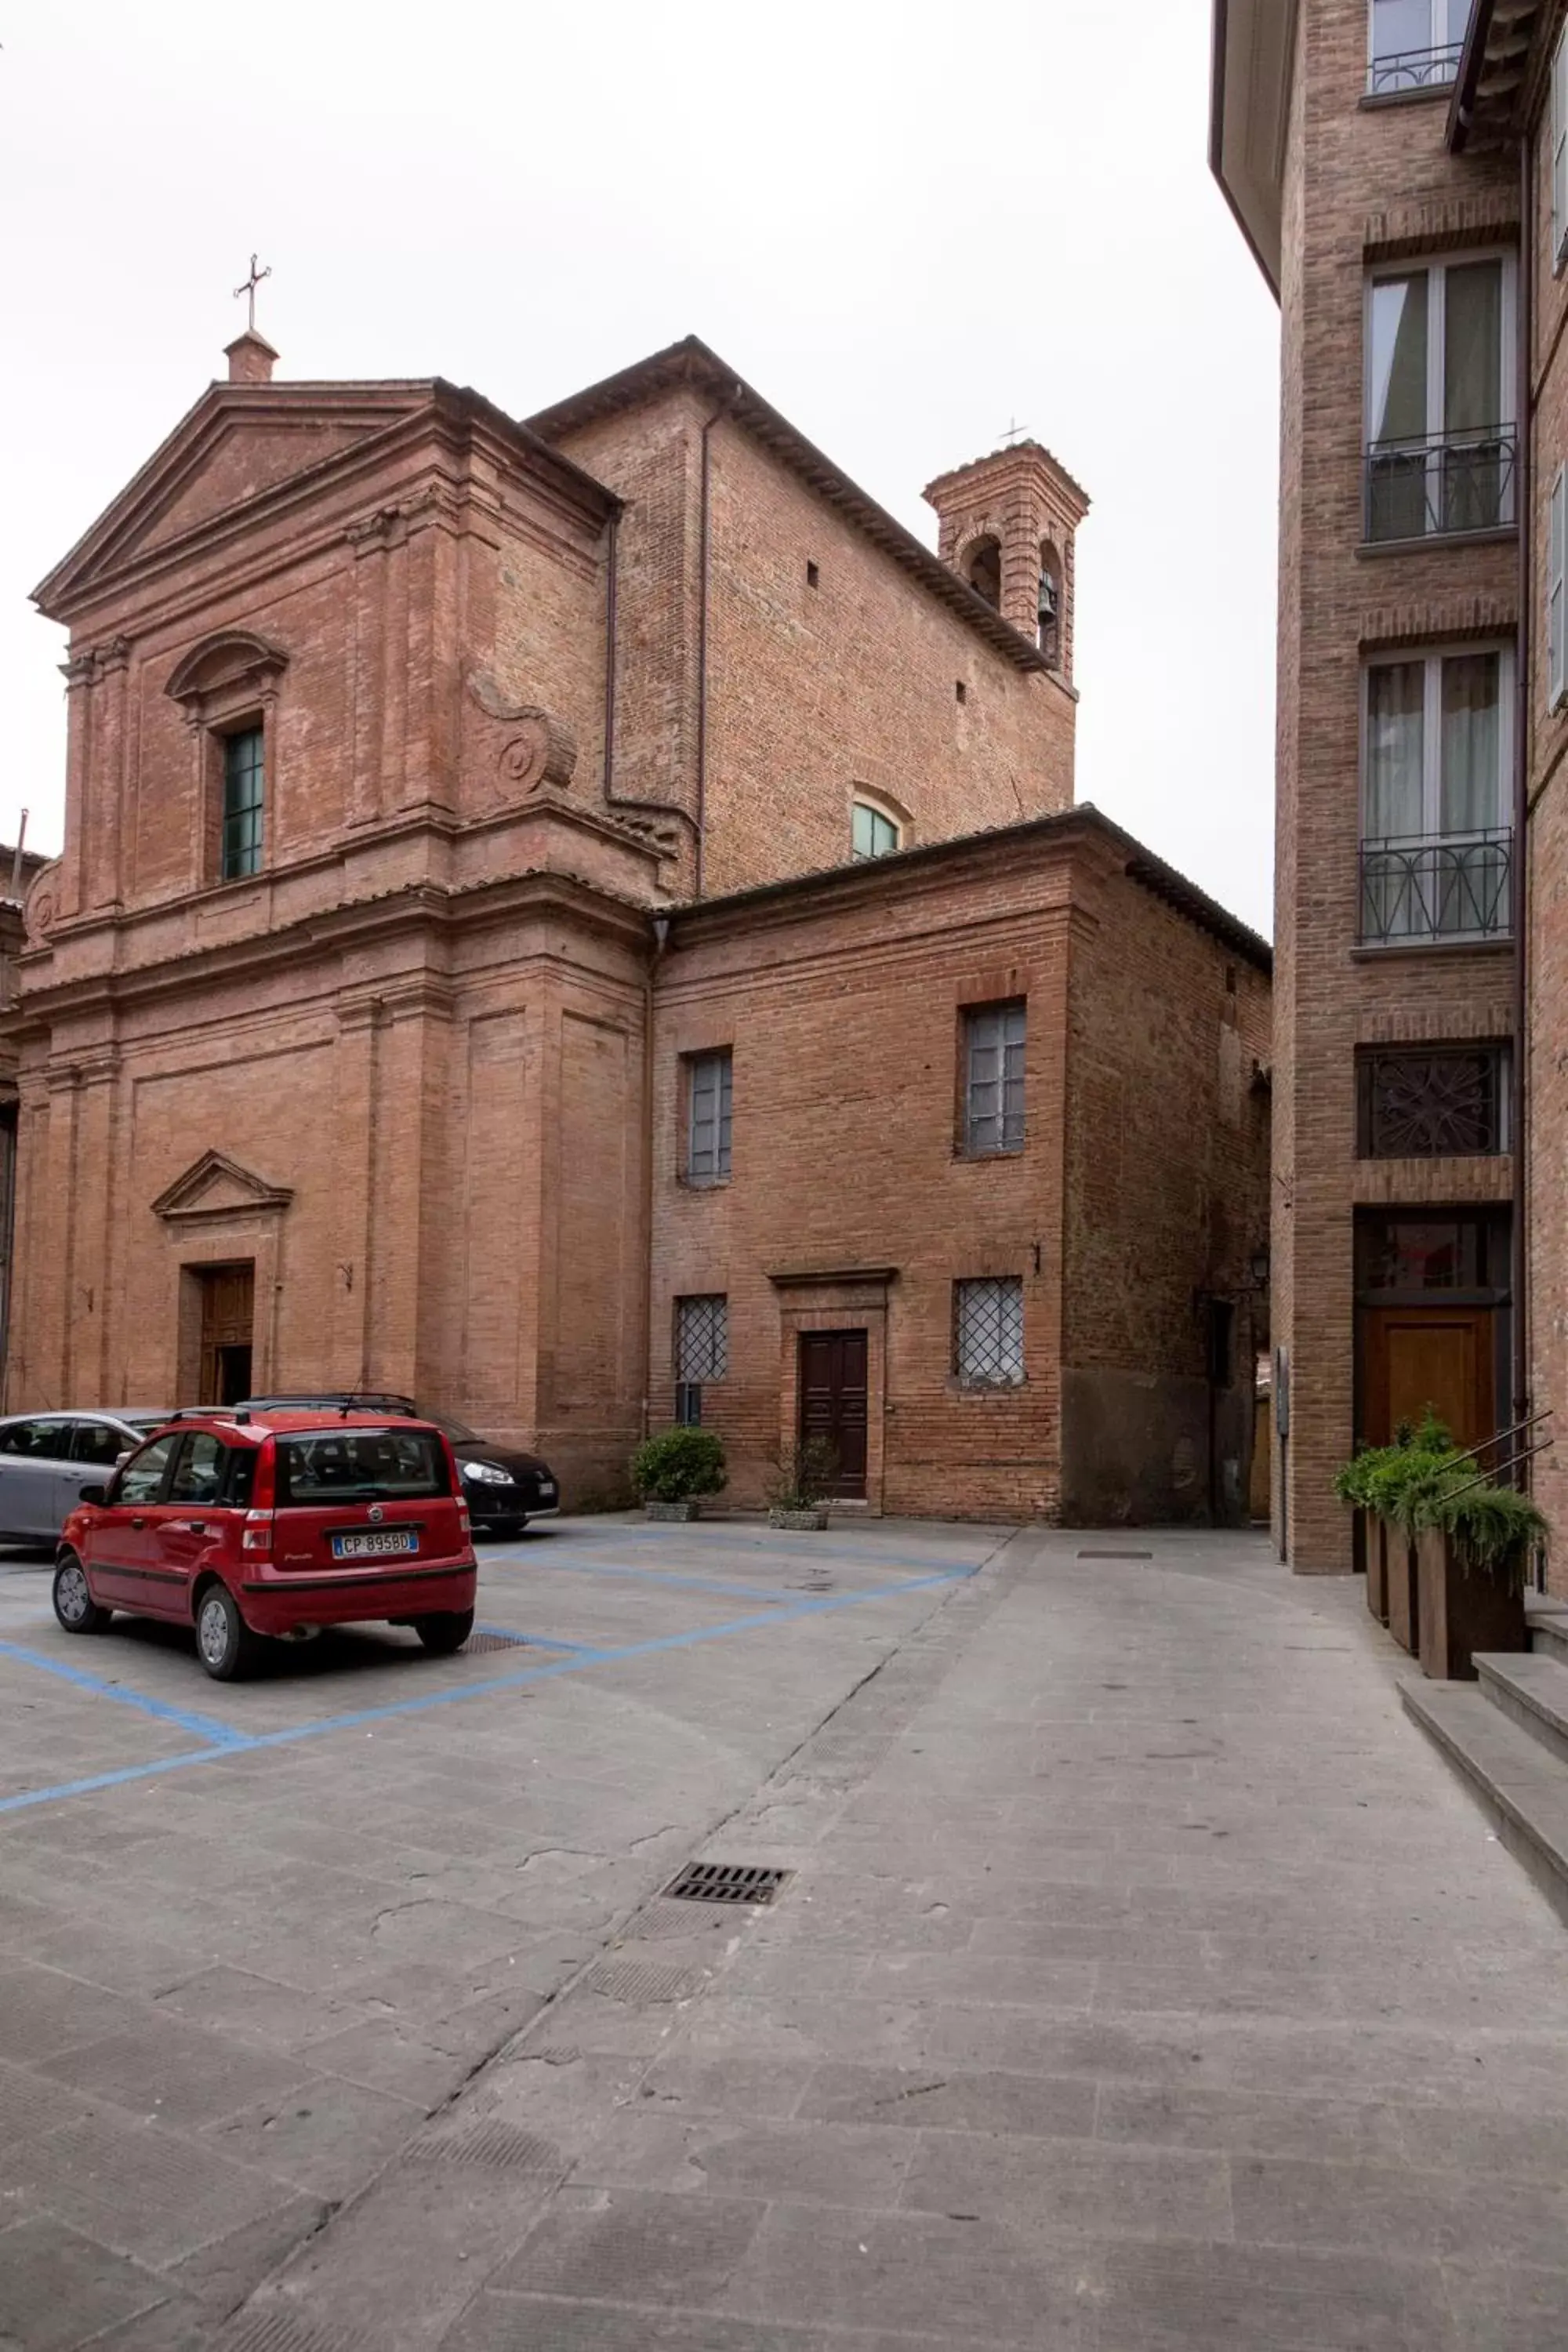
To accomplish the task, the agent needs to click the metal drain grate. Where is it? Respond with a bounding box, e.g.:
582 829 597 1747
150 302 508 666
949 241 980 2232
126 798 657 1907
463 1628 532 1655
662 1860 791 1907
1076 1548 1153 1561
404 2121 561 2175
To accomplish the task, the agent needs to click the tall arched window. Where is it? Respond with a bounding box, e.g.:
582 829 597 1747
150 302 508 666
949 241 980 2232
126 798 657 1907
963 536 1002 609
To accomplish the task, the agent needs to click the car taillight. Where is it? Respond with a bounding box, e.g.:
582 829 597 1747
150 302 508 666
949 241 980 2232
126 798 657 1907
241 1511 274 1556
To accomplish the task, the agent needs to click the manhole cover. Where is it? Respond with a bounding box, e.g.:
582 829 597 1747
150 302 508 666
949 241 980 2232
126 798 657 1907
464 1628 532 1655
1076 1549 1153 1561
585 1957 706 2005
663 1861 792 1907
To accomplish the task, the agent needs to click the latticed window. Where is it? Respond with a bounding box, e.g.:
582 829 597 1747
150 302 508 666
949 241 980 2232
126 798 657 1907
220 727 264 880
964 1002 1025 1155
954 1278 1024 1386
687 1051 732 1183
1356 1045 1509 1159
676 1294 728 1384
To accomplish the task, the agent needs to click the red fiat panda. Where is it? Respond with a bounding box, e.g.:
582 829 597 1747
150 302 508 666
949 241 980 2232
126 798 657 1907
53 1410 477 1681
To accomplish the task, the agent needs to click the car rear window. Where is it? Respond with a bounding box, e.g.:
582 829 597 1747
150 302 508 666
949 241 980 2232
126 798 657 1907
272 1428 451 1508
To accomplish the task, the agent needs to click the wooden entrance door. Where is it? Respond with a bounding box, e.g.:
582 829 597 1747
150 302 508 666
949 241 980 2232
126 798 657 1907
196 1264 255 1406
798 1330 868 1499
1359 1305 1494 1450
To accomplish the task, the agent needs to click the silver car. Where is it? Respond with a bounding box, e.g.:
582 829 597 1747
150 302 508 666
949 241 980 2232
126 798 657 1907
0 1410 174 1544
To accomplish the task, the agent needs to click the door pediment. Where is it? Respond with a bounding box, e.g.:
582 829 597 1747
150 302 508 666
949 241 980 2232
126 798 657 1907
151 1149 293 1225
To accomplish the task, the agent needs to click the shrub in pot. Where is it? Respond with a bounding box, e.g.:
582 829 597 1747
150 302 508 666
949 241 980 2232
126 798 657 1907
1414 1479 1544 1681
630 1428 727 1522
768 1438 836 1530
1334 1416 1456 1652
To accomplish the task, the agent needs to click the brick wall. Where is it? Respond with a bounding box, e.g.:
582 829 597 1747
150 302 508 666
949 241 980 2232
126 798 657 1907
1274 0 1519 1570
1061 851 1272 1524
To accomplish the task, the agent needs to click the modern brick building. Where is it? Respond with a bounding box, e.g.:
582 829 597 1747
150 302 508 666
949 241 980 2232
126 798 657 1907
1213 0 1543 1570
8 330 1269 1522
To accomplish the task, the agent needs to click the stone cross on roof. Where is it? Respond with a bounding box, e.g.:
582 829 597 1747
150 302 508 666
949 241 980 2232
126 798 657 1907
233 253 272 334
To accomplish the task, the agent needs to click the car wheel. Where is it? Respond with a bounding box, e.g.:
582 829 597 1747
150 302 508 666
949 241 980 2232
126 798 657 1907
53 1552 111 1636
194 1583 260 1682
414 1608 474 1656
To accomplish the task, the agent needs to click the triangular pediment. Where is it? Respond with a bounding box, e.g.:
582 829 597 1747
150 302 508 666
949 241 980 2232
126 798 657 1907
151 1149 293 1224
33 380 443 619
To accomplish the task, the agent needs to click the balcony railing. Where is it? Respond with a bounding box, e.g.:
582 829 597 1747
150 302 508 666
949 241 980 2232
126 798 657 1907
1364 428 1517 543
1368 40 1464 95
1359 828 1513 946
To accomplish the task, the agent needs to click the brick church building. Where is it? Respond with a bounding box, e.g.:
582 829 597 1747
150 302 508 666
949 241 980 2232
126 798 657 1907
6 330 1270 1522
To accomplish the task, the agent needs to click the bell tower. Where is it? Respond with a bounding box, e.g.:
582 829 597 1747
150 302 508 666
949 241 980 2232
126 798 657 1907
923 440 1090 679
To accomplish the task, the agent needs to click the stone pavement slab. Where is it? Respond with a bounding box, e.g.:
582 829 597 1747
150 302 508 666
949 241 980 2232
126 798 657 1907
197 1525 1568 2350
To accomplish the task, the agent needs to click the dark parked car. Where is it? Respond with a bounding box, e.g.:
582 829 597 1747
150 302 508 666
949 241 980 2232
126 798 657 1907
0 1410 176 1543
238 1394 558 1537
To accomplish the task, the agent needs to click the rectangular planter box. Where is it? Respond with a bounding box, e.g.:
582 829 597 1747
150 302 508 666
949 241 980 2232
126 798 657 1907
1382 1518 1420 1656
644 1498 700 1523
1361 1510 1388 1625
1415 1523 1526 1681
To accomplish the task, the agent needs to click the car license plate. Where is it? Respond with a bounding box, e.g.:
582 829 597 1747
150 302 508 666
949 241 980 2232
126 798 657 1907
539 1484 557 1500
331 1528 419 1561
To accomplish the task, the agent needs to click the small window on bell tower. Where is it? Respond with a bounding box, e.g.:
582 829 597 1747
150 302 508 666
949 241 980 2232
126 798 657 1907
963 536 1002 610
1037 546 1061 663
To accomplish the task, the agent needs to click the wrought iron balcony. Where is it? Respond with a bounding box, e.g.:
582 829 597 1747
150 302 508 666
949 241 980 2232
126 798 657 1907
1359 828 1513 946
1368 41 1463 96
1363 427 1517 543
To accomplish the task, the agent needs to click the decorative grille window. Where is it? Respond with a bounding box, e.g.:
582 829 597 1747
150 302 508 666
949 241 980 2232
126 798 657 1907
676 1294 728 1384
1356 1045 1509 1159
954 1278 1024 1387
220 727 264 880
686 1051 732 1183
964 1002 1025 1156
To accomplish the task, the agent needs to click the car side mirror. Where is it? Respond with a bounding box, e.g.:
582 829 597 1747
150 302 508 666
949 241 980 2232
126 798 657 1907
114 1450 132 1468
78 1482 108 1506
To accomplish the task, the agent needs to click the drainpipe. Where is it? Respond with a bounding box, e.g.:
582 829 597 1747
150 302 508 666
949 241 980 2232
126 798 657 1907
694 403 727 899
603 511 619 801
641 915 670 1440
1512 130 1533 1442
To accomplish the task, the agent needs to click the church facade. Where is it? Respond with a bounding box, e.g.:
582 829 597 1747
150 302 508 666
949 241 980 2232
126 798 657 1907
7 331 1269 1522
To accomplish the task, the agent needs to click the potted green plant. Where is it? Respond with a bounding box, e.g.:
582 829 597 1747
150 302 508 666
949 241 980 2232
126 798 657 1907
768 1438 837 1530
1414 1477 1543 1681
1333 1416 1454 1652
630 1428 728 1522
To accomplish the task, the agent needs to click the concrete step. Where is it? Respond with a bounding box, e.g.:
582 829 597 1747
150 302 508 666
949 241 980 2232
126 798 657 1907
1475 1650 1568 1769
1527 1597 1568 1668
1401 1677 1568 1925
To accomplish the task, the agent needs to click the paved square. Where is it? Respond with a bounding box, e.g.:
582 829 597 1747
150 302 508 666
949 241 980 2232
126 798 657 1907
5 1521 1568 2349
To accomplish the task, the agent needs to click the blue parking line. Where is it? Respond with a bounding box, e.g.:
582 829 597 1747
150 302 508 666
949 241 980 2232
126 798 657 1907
0 1639 249 1748
500 1554 795 1606
0 1566 973 1817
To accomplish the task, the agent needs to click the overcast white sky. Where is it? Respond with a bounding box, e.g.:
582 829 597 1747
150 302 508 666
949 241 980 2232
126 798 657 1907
0 0 1279 933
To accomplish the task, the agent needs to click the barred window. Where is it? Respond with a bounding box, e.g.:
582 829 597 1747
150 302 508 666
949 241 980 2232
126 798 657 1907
954 1277 1025 1386
687 1051 732 1183
964 1002 1025 1156
676 1294 728 1383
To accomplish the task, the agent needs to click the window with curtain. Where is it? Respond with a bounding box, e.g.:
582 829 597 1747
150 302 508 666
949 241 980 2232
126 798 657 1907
1368 0 1467 93
1362 649 1512 942
1365 256 1513 539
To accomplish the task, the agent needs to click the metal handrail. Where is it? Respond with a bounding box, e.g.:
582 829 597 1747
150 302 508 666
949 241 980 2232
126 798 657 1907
1359 827 1512 945
1368 40 1464 94
1363 425 1518 542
